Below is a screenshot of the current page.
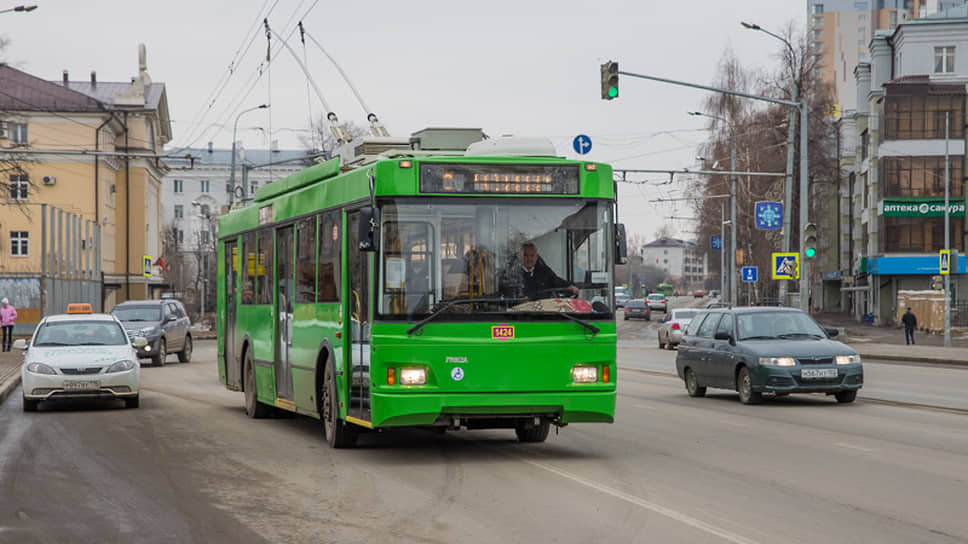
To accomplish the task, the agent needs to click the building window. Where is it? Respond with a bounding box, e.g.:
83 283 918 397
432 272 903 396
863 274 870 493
173 179 183 193
880 157 963 197
854 1 867 9
200 230 210 244
889 11 897 27
813 3 824 14
858 27 865 35
884 93 964 140
861 130 869 160
885 217 964 252
250 182 259 195
200 204 210 218
935 47 955 74
8 174 28 200
10 231 28 256
200 179 210 193
858 14 866 21
10 123 28 145
813 29 823 40
178 229 184 243
174 205 184 218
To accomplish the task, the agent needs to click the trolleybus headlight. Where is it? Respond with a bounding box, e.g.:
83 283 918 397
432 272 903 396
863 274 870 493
835 355 860 365
399 367 426 385
571 365 598 383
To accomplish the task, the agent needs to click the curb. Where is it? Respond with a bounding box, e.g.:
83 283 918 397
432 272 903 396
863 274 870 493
0 373 21 407
851 351 968 365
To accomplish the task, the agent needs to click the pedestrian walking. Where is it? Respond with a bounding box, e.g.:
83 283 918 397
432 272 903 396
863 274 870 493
901 307 917 345
1 297 17 351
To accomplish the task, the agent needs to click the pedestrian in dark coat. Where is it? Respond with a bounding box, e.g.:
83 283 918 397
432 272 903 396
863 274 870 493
901 307 917 345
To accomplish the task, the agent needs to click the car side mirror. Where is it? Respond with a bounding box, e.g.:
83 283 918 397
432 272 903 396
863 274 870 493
164 315 176 323
13 339 27 350
714 331 731 341
133 337 148 348
824 328 839 337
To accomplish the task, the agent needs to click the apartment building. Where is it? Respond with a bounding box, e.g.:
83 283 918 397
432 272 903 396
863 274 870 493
0 46 171 332
641 237 708 291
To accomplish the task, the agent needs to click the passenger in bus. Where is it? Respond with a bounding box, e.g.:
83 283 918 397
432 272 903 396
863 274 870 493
500 242 579 300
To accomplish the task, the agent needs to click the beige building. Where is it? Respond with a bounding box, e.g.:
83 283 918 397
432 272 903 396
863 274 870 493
0 45 171 330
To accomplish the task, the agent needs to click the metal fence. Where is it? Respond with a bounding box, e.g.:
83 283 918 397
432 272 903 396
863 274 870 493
953 301 968 327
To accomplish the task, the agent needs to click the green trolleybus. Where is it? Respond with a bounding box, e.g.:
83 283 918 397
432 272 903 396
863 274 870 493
217 137 625 447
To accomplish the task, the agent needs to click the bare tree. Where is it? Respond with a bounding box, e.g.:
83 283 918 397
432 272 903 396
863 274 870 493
300 117 370 158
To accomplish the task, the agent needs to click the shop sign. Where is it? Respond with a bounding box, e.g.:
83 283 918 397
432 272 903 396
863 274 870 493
881 199 965 217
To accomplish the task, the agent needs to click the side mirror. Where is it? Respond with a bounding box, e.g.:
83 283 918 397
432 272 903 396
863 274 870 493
13 339 27 350
824 327 839 337
133 337 148 348
713 331 731 341
358 206 381 252
164 315 176 324
614 223 628 264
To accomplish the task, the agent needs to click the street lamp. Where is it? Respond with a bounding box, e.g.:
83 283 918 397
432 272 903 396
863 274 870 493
689 110 736 305
229 104 269 205
0 4 37 14
742 21 799 306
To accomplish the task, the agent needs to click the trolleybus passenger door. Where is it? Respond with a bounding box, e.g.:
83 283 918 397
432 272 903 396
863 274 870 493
224 240 241 388
275 225 294 401
348 210 372 422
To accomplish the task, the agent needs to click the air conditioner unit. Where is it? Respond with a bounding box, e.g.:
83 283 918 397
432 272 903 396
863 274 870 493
42 175 56 185
0 121 8 139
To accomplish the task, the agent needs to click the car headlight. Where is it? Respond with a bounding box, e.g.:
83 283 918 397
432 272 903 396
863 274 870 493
758 357 796 367
26 362 57 375
398 368 426 385
571 365 598 383
835 355 861 365
107 360 138 373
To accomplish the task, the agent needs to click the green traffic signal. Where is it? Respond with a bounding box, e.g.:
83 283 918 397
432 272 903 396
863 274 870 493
805 247 816 258
803 222 818 259
608 86 618 98
600 61 619 100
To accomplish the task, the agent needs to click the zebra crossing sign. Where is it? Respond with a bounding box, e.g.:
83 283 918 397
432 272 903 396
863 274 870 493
771 252 799 280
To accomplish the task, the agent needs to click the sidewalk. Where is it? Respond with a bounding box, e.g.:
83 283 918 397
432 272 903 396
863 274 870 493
0 348 23 407
814 311 968 365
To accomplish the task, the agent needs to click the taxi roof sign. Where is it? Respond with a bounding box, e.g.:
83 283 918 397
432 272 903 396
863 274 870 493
66 303 93 314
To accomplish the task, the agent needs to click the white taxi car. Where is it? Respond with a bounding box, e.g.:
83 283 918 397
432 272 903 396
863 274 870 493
16 312 146 411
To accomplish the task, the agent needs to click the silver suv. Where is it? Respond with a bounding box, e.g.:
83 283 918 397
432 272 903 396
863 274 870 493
110 300 192 366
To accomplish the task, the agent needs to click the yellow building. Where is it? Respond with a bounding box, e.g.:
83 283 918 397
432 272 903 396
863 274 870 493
0 45 171 330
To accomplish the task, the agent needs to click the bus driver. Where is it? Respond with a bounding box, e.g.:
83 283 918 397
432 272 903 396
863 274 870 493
501 242 579 300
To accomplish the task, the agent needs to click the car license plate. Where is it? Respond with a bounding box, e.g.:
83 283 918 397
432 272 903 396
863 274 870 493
801 368 838 379
63 380 100 391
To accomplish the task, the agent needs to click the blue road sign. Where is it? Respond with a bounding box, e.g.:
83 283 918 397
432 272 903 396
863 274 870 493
754 201 783 230
711 235 722 250
940 249 950 275
742 266 758 282
572 134 592 155
772 252 799 280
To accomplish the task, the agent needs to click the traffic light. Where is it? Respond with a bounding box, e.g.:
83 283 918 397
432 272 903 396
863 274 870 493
931 275 944 290
600 61 618 100
803 222 818 259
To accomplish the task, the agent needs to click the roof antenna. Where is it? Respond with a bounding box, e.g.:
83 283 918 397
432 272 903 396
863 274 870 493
300 22 390 137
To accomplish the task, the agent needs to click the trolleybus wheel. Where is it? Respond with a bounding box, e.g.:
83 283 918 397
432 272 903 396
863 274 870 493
244 349 271 418
322 360 358 448
515 419 551 443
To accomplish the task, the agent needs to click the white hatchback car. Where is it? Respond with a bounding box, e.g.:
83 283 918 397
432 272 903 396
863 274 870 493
17 313 146 411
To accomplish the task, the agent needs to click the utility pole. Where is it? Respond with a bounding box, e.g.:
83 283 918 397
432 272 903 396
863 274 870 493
945 112 951 347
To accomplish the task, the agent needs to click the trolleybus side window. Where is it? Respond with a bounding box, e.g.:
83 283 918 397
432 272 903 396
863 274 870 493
318 210 341 302
257 229 274 305
295 217 316 303
241 231 257 305
381 221 435 316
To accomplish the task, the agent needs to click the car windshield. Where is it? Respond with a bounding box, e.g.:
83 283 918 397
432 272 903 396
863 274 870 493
626 301 645 308
673 310 698 320
736 311 826 340
111 306 161 322
376 198 614 320
33 320 129 346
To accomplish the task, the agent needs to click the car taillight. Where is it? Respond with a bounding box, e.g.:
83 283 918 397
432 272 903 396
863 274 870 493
672 323 680 330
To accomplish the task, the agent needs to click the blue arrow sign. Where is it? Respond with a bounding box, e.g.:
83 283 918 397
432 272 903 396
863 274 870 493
572 134 592 155
742 266 758 282
755 201 783 230
711 235 722 250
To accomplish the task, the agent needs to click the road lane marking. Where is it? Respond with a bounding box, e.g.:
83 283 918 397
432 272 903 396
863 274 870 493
522 458 761 544
835 442 876 453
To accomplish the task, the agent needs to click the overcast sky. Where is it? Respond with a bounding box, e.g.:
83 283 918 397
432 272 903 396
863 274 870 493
3 0 804 242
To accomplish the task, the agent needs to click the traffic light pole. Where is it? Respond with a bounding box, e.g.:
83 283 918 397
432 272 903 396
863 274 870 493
614 69 806 308
945 112 951 347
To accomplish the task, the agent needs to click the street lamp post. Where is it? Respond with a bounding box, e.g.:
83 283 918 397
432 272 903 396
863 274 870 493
0 4 37 14
742 22 798 305
229 104 269 206
690 111 736 305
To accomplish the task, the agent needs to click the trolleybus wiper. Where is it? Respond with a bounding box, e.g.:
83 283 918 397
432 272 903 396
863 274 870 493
551 311 600 334
407 297 524 335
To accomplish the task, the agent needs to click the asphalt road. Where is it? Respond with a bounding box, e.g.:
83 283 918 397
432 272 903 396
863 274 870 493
1 301 966 544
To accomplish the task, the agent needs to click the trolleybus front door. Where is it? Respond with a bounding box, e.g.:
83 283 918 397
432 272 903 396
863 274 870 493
347 211 371 422
275 225 294 401
225 240 241 389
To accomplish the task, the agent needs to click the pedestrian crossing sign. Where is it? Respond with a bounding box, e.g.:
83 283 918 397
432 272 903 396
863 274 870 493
771 252 799 280
143 255 152 278
940 249 950 275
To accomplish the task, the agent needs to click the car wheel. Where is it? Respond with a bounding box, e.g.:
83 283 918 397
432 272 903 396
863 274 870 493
178 335 193 363
152 338 167 366
515 419 551 443
684 368 706 397
244 349 271 419
835 390 858 404
124 395 140 409
658 334 665 348
737 366 762 405
321 359 358 448
22 396 38 412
